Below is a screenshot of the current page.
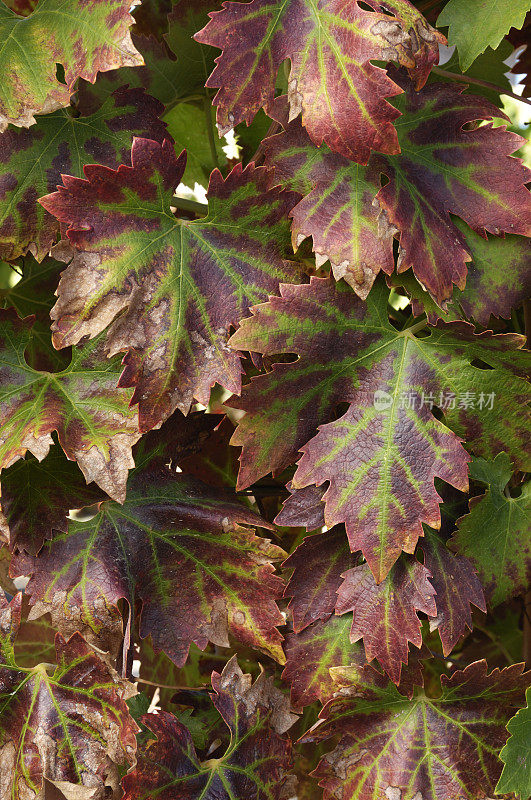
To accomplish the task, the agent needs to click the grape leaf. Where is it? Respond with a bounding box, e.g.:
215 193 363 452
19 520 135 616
164 102 227 187
335 558 436 683
283 615 363 710
437 0 529 70
0 0 143 131
496 687 531 798
275 483 327 530
121 657 296 800
0 87 168 262
11 599 56 669
2 0 37 14
0 590 137 800
263 79 531 307
130 0 172 38
75 35 182 112
76 0 222 116
0 444 104 553
0 253 69 371
388 217 531 325
177 416 240 489
230 277 530 580
378 74 531 305
262 114 395 299
451 453 531 606
0 308 141 503
12 460 287 670
420 527 485 655
165 0 222 99
0 545 16 593
283 527 358 632
194 0 444 162
131 408 221 469
39 137 300 432
304 659 530 800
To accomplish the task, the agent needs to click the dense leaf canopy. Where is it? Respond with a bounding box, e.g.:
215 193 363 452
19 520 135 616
0 1 529 798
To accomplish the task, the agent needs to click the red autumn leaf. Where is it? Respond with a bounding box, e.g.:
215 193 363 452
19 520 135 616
194 0 444 162
0 87 168 262
378 73 531 305
121 656 296 799
0 591 138 800
283 527 358 632
335 558 436 683
262 111 395 299
304 660 530 800
39 136 300 431
283 615 364 709
13 457 286 669
421 527 486 655
230 277 529 580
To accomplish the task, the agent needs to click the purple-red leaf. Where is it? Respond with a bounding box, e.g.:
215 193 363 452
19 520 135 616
195 0 444 162
304 660 531 800
121 657 295 799
421 527 486 655
0 591 137 800
39 137 299 431
283 527 358 632
335 558 436 683
13 460 286 669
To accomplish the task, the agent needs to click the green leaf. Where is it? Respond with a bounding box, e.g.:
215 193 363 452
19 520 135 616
432 39 514 105
12 454 287 668
164 102 227 187
0 0 142 131
39 137 300 432
496 687 531 798
194 0 444 162
0 444 103 553
437 0 529 70
304 659 530 800
165 0 222 100
230 277 529 580
121 657 296 800
0 590 138 800
0 308 141 502
451 453 531 606
0 254 69 370
0 87 167 261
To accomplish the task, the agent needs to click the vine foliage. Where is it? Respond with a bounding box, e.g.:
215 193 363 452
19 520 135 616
0 1 530 799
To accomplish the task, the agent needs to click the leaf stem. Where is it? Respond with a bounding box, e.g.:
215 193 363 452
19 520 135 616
172 197 208 216
403 318 428 336
203 95 220 171
164 93 205 115
431 66 531 109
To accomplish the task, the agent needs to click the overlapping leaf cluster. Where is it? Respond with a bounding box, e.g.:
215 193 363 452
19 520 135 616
0 1 529 799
